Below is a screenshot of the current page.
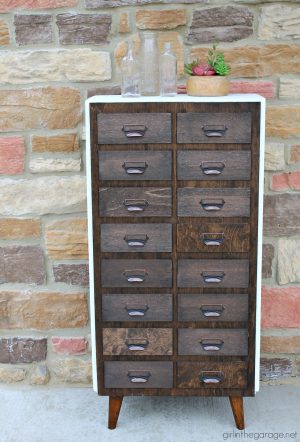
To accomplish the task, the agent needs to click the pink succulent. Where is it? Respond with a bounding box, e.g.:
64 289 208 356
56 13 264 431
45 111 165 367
192 63 216 76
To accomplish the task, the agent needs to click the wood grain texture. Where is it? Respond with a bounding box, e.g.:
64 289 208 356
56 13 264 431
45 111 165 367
103 328 173 355
99 187 172 217
229 396 245 430
177 361 248 389
104 361 173 388
178 328 248 356
101 223 172 252
177 188 250 217
108 395 123 430
177 222 250 253
101 259 172 287
99 151 172 180
177 112 252 144
102 293 173 322
177 150 251 180
177 259 249 288
178 293 248 322
97 113 172 144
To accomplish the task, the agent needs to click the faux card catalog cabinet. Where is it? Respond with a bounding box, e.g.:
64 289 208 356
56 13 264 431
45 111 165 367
86 95 265 430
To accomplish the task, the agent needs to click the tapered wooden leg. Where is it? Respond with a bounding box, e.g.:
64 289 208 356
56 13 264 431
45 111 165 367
108 395 123 429
229 396 245 430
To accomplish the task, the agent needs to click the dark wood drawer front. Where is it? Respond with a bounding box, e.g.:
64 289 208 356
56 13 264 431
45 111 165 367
103 328 172 355
177 112 251 144
177 188 250 217
178 259 249 288
99 151 172 180
177 151 251 180
178 293 248 322
101 223 172 252
99 187 172 217
102 293 173 321
178 329 248 356
177 362 248 389
97 113 172 144
104 361 173 388
101 259 172 287
177 223 250 253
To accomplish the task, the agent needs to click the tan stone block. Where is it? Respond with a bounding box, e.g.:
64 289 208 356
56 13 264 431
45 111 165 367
136 9 187 30
289 145 300 164
29 364 50 385
29 158 81 173
52 358 92 383
0 218 40 239
119 12 130 33
0 291 88 329
264 142 285 171
0 366 26 383
280 78 300 99
261 336 300 354
258 5 300 40
267 106 300 138
190 45 300 78
0 87 81 131
32 134 79 152
278 238 300 285
0 20 9 46
45 218 88 260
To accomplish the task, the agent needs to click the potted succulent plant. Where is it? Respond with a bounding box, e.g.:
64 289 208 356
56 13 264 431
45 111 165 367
184 44 230 96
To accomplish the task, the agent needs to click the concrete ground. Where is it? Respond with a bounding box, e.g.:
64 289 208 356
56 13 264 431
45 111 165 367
0 386 299 442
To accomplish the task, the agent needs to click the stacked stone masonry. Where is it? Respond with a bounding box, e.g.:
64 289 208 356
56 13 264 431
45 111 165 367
0 0 299 386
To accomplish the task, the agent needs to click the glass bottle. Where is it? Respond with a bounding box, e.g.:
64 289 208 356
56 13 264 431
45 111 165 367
120 40 141 97
140 32 159 96
160 42 177 96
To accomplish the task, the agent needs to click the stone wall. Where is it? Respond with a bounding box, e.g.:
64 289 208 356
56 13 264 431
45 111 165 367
0 0 299 387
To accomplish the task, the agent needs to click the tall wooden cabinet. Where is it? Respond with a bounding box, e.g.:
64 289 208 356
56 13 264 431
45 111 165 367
85 95 265 430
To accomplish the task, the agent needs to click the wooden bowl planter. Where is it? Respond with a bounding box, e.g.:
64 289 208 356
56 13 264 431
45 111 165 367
186 76 230 97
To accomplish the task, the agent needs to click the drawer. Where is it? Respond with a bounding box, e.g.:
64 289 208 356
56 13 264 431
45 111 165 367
177 361 248 389
178 328 248 356
99 151 172 181
99 187 172 217
97 113 172 144
177 222 250 253
177 151 251 180
104 361 173 388
101 223 172 252
177 259 249 288
103 328 172 355
102 293 173 321
101 259 172 287
177 112 251 144
178 293 248 322
177 188 250 217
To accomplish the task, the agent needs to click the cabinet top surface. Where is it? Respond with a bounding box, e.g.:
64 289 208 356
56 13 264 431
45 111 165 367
86 93 265 106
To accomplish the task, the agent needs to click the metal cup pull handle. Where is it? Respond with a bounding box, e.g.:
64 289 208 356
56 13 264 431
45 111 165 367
200 339 224 352
123 269 147 283
200 304 225 318
202 125 228 137
124 234 149 247
125 339 149 351
123 199 149 212
122 161 148 175
127 370 151 383
200 199 225 211
125 304 149 317
201 233 225 246
201 271 225 284
122 124 148 138
199 371 224 384
200 161 225 175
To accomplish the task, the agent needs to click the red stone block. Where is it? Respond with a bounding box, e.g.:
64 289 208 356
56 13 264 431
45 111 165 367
271 171 300 191
0 137 24 174
0 0 77 12
261 286 300 329
229 80 276 99
52 337 87 355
